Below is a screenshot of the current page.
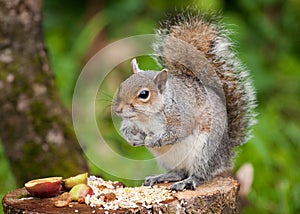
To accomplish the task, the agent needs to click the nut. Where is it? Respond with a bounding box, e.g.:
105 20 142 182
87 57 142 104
54 192 73 207
100 192 117 202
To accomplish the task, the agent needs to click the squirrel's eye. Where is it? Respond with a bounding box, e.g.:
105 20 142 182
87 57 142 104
138 90 150 101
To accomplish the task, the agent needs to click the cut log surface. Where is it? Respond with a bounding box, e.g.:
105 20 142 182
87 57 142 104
2 177 239 214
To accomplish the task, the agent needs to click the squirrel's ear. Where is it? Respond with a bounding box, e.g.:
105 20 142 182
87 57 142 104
131 58 141 74
154 69 168 93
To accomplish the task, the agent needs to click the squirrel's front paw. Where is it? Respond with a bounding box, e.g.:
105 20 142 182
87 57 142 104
120 125 146 147
127 134 145 147
144 135 161 148
124 132 146 147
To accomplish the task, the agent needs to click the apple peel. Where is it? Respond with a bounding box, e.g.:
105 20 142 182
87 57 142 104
69 183 94 203
63 172 88 190
25 177 63 198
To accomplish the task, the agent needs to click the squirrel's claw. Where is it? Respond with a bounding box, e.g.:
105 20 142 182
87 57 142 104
143 175 159 186
169 176 204 191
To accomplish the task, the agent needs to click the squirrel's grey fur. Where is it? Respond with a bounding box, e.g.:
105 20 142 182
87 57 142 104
113 12 256 191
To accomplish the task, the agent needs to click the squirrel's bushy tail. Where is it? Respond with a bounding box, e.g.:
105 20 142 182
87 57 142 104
153 12 256 146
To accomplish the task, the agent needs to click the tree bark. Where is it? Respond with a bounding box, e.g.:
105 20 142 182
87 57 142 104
2 177 240 213
0 0 88 186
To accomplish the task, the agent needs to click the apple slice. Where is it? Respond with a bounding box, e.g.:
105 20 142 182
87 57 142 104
69 183 94 203
25 177 63 198
63 172 88 190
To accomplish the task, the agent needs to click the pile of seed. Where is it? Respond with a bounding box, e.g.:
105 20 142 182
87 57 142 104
85 176 174 210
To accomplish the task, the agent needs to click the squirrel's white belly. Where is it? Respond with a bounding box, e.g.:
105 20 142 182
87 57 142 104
148 131 208 175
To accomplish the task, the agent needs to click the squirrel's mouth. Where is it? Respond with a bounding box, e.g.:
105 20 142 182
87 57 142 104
116 113 136 119
123 115 136 119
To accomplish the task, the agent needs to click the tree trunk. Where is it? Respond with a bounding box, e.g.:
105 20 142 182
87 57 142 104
2 177 240 213
0 0 88 186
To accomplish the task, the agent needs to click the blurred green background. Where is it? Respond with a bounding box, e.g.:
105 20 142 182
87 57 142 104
1 0 300 213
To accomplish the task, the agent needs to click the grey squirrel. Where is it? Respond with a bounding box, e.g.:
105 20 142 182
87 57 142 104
113 12 256 191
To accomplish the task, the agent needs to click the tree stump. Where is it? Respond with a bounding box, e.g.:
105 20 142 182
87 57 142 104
2 176 239 213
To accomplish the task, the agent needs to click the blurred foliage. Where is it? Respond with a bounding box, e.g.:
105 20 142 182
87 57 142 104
1 0 300 213
0 142 16 197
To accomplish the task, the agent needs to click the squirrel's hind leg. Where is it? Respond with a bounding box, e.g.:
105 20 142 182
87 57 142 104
169 176 204 191
143 171 185 186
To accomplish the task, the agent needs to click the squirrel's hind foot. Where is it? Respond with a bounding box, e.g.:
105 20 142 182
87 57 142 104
170 176 204 191
143 171 185 186
143 172 203 191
